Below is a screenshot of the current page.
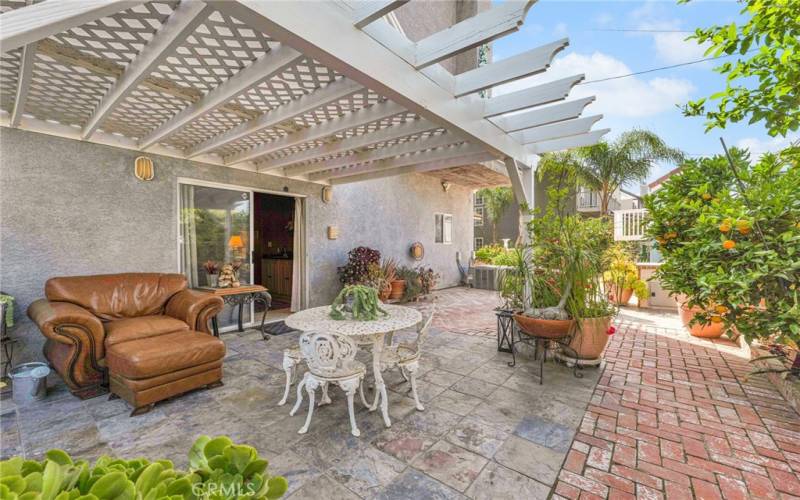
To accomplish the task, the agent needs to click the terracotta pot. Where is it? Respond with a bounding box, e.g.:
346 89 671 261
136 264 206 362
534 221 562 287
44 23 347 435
389 279 406 300
678 304 725 338
606 283 633 306
569 316 612 360
379 282 392 301
514 314 575 339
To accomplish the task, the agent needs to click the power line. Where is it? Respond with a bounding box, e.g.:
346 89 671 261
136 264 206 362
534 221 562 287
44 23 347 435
578 50 757 85
587 28 694 33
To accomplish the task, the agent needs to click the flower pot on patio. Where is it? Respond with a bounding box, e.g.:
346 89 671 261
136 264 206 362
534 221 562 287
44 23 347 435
678 304 725 338
569 316 612 360
513 314 574 339
379 282 392 301
389 279 405 300
606 283 633 306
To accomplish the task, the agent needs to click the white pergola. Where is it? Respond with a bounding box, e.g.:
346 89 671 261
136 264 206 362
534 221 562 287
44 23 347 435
0 0 607 208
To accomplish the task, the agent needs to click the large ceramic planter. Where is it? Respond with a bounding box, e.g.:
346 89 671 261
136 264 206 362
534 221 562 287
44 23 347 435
569 316 612 360
389 279 406 300
513 314 574 339
606 283 633 306
679 304 725 338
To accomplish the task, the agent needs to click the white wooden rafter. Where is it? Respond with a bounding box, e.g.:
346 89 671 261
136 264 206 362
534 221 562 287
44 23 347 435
510 115 603 145
491 96 595 132
10 39 36 127
139 44 305 149
0 0 145 54
228 100 407 167
269 118 438 175
82 1 212 140
529 128 610 154
483 74 585 118
330 152 496 185
186 78 363 158
454 38 567 97
287 131 462 177
352 0 409 29
309 142 484 182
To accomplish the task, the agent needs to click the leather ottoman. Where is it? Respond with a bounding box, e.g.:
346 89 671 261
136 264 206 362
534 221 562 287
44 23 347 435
107 330 225 414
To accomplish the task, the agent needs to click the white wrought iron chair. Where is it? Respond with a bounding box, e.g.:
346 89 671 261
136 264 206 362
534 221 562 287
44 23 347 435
278 346 302 406
374 309 435 412
290 331 369 436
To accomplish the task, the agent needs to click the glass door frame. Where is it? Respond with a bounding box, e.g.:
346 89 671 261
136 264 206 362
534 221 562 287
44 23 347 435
176 177 306 333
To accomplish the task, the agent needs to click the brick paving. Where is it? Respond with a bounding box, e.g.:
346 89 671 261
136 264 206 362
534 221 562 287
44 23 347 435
555 320 800 500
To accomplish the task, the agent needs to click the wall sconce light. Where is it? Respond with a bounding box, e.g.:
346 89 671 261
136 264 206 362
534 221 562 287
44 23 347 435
327 226 339 240
441 181 451 192
134 156 154 181
321 186 333 204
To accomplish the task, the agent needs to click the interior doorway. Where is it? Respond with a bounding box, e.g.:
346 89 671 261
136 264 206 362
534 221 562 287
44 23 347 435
253 192 295 316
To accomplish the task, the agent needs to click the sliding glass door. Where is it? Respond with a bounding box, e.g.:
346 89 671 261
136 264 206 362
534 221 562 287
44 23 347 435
179 183 251 328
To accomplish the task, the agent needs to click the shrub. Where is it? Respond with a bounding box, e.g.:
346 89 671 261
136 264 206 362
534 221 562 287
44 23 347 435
417 267 440 295
337 246 380 285
474 245 505 263
645 147 800 345
0 436 287 500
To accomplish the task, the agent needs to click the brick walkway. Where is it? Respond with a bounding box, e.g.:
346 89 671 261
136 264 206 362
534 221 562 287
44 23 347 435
555 320 800 500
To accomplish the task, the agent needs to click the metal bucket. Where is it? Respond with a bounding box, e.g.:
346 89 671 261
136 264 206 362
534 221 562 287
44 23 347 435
9 362 50 404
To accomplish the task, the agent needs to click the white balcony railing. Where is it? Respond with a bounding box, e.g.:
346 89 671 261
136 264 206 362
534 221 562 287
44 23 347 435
614 208 648 241
577 191 600 211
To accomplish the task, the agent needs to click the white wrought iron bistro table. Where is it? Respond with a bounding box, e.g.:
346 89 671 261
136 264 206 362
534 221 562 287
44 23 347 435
284 304 422 428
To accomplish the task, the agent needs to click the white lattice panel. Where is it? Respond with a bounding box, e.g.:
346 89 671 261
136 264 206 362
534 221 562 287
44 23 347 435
48 2 177 67
164 108 246 150
150 9 275 93
25 53 115 127
100 85 187 139
0 48 21 114
293 89 382 128
234 59 339 113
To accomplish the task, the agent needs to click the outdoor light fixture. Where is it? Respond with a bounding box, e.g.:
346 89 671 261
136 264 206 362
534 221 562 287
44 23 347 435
321 186 333 203
441 181 451 192
134 156 154 181
327 226 339 240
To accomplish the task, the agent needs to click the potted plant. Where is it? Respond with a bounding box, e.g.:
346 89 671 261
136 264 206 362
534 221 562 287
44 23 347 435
330 285 387 321
603 244 647 306
337 246 381 285
203 260 219 287
396 266 421 302
416 266 440 296
366 258 397 301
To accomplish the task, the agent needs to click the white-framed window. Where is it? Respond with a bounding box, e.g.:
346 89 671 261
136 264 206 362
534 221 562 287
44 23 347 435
474 192 484 207
474 206 484 226
474 237 484 249
435 213 453 244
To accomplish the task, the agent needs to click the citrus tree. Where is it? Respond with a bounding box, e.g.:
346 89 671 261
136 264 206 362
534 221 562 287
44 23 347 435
645 147 800 346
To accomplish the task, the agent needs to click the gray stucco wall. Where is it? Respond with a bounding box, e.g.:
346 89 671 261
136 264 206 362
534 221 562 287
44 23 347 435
0 127 472 362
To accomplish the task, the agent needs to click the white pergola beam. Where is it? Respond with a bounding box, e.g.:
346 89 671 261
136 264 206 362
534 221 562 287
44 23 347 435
82 1 211 140
275 118 438 175
352 0 409 29
0 0 145 54
217 0 532 166
510 115 603 145
491 96 595 132
228 100 405 167
528 128 610 154
10 40 36 127
139 44 304 149
310 142 486 181
330 152 496 185
483 74 584 118
504 157 533 208
453 38 567 97
412 1 535 70
289 131 462 177
187 77 363 158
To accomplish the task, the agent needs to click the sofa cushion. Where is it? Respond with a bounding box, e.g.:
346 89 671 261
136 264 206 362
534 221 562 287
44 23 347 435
105 315 189 346
45 273 187 320
106 330 225 379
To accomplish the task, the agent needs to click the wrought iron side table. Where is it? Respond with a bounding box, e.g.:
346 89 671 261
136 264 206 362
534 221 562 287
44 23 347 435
196 285 272 338
495 309 515 353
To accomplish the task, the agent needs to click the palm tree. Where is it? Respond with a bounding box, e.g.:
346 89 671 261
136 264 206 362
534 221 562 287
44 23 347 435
477 186 513 244
540 129 683 215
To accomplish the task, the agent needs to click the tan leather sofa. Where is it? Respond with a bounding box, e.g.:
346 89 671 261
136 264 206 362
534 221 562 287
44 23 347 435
28 273 225 414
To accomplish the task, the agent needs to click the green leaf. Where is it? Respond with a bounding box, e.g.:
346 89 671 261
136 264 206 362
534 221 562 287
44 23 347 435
265 476 288 500
44 452 71 468
202 437 232 461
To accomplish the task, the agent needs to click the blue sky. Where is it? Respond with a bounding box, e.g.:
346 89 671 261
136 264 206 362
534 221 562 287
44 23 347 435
492 0 798 183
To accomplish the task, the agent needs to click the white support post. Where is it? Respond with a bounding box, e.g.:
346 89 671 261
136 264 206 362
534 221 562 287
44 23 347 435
528 128 610 154
139 44 304 149
329 152 496 185
82 1 212 139
510 115 602 145
490 96 595 133
0 0 145 54
352 0 409 29
274 118 437 175
453 38 567 97
186 78 363 158
227 100 405 166
483 74 584 118
10 39 36 127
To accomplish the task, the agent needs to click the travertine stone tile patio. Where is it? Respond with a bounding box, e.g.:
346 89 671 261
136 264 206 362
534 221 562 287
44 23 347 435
0 289 599 499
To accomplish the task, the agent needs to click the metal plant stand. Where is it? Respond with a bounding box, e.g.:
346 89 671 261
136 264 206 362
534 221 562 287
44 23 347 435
495 309 515 353
508 325 583 384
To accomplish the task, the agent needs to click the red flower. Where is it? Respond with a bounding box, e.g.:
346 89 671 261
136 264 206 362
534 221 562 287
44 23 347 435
607 326 616 336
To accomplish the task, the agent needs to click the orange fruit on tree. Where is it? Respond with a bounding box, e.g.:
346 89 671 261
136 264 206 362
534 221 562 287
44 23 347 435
714 305 728 314
718 223 731 232
702 193 712 200
736 220 751 234
722 240 736 250
666 232 678 239
710 315 723 323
